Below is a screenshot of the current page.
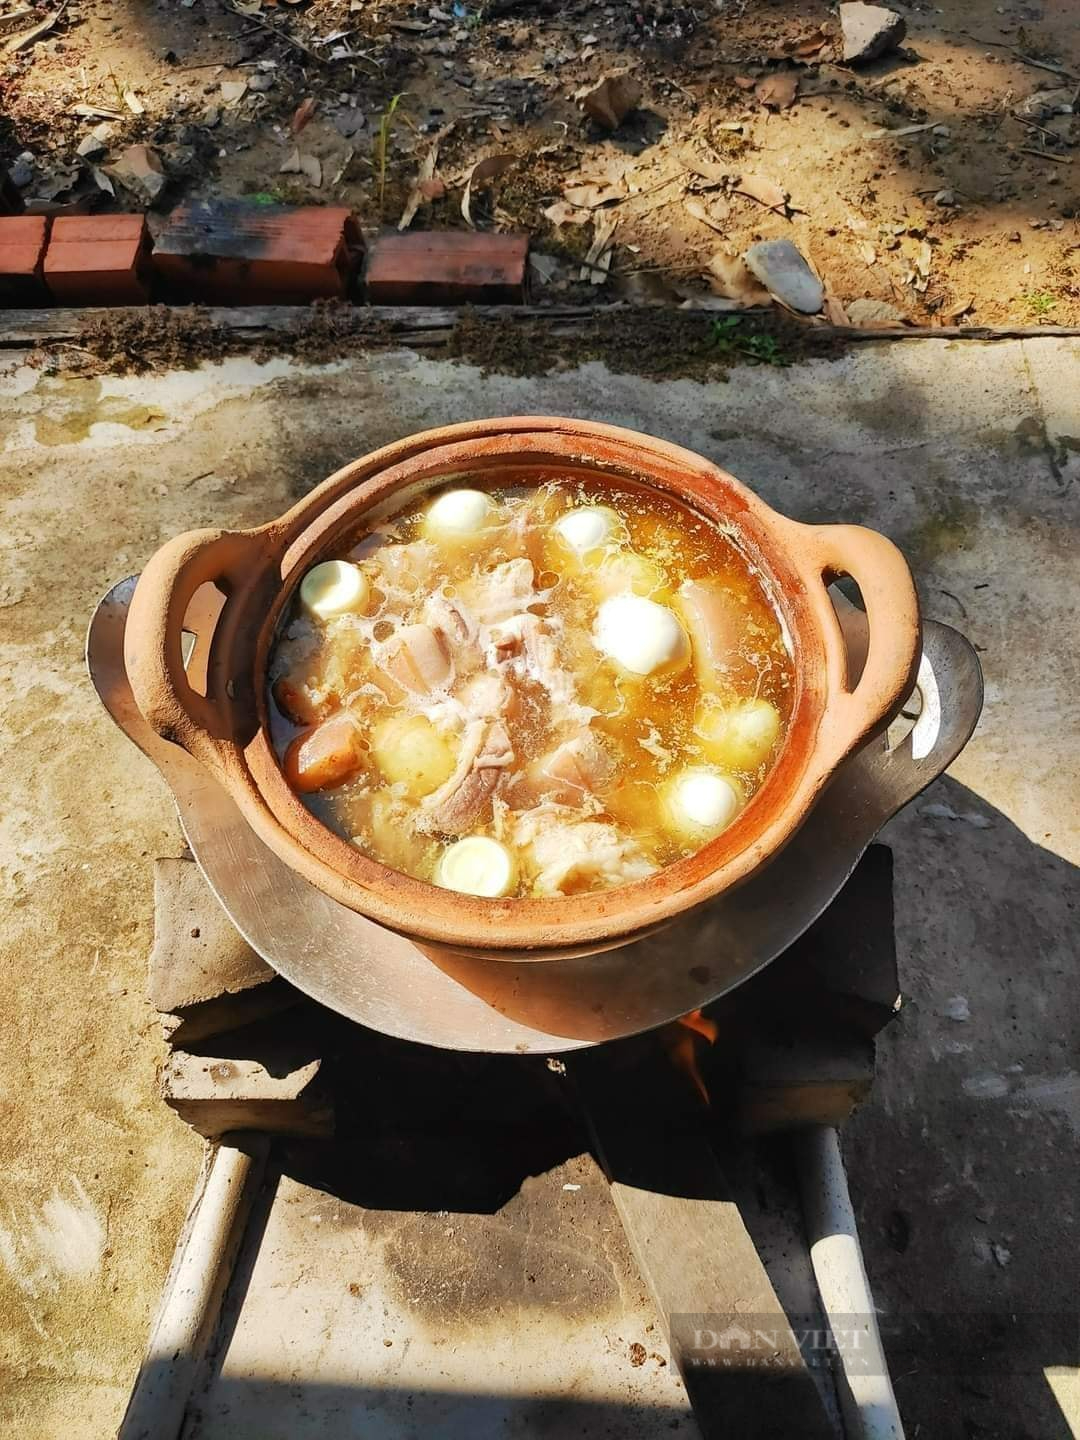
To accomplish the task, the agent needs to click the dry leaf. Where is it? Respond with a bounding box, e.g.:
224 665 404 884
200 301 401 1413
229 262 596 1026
399 124 452 230
862 121 936 141
823 294 849 325
733 75 756 91
91 166 115 197
3 8 60 54
123 90 145 115
734 174 789 211
581 212 618 284
684 196 730 233
460 152 516 227
300 153 322 187
946 295 974 320
706 251 772 307
755 71 799 110
793 27 830 58
280 147 302 174
564 181 624 208
291 97 318 134
683 153 727 185
543 200 589 226
579 72 642 131
220 79 248 104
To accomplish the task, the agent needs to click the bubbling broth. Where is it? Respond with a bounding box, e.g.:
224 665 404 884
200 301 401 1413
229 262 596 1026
268 479 795 899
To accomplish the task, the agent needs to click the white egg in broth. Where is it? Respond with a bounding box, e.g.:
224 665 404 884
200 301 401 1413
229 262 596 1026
269 479 795 898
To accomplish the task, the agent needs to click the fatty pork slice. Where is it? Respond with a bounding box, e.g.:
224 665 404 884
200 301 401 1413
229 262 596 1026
462 558 538 627
382 623 453 696
676 579 756 694
512 809 657 895
490 612 594 729
515 728 614 807
421 719 515 836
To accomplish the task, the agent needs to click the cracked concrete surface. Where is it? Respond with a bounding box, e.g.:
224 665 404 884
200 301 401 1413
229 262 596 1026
0 340 1076 1438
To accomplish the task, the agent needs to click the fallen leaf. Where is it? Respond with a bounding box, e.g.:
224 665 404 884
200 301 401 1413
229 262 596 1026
564 181 624 208
543 200 589 226
3 8 60 54
581 212 618 284
733 75 757 91
70 103 124 120
682 150 727 185
946 295 974 320
755 71 799 109
460 151 516 227
861 121 936 140
300 153 322 187
280 147 302 174
905 238 933 292
579 71 642 131
91 166 115 197
824 294 848 325
734 174 789 211
684 196 730 233
706 251 772 307
123 90 145 116
399 124 452 230
220 79 249 104
291 96 318 134
793 27 831 58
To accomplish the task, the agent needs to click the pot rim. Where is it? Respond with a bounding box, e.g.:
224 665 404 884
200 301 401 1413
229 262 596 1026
125 417 920 958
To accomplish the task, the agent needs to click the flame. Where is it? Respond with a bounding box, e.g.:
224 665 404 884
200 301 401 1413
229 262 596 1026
664 1008 719 1104
679 1008 719 1044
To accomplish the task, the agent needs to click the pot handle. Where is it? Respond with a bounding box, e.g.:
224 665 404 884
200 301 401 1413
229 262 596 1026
124 526 267 780
797 522 921 763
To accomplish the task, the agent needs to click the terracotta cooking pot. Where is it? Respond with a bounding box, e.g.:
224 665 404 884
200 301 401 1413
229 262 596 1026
125 417 920 961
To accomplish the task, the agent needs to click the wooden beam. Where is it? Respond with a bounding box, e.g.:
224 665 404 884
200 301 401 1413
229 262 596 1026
2 302 1080 350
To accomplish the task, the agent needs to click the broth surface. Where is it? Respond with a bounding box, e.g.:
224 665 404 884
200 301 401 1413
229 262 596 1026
268 479 794 898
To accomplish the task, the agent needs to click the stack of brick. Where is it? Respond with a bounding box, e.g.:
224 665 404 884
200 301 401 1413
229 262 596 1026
1 200 531 309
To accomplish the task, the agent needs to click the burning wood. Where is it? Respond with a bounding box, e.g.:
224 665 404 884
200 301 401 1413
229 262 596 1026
663 1007 719 1104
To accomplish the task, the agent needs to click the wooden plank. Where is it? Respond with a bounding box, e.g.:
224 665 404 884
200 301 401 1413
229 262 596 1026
573 1046 837 1439
4 302 1079 349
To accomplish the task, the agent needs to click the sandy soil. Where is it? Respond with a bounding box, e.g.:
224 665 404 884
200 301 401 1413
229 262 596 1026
2 0 1079 323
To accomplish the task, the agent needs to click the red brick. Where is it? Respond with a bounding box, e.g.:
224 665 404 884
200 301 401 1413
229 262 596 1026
43 214 152 305
152 201 363 303
0 215 49 305
364 231 529 305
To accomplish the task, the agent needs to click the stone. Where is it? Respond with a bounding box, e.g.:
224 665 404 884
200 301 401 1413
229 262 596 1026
839 2 907 64
247 71 275 93
742 237 824 314
162 1042 333 1138
76 123 113 160
148 857 298 1044
109 143 167 203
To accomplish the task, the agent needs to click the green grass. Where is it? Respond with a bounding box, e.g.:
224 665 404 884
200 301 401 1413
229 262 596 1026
709 316 792 366
1020 289 1057 320
374 92 412 212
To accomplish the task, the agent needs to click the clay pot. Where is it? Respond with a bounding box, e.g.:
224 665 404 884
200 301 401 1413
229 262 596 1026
125 418 920 960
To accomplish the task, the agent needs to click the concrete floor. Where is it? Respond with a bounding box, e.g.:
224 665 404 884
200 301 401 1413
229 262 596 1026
0 338 1076 1439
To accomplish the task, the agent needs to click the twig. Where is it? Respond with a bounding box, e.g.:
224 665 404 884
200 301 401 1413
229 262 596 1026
959 30 1079 82
223 2 327 64
1018 147 1072 163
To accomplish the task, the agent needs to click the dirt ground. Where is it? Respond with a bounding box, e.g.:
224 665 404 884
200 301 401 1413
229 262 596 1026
2 0 1079 324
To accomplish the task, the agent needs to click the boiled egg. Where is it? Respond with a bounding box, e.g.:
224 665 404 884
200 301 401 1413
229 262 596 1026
423 488 494 538
595 595 690 678
663 767 742 839
553 504 620 556
299 560 370 621
434 836 518 898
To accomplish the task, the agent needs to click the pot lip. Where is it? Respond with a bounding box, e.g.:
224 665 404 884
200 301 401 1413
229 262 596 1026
235 418 847 954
